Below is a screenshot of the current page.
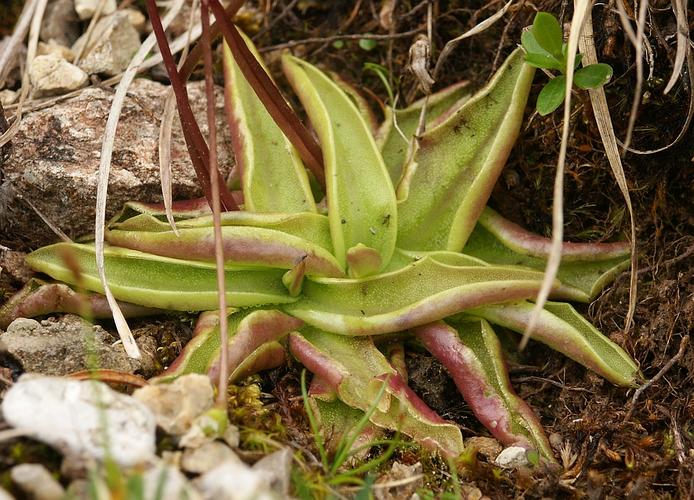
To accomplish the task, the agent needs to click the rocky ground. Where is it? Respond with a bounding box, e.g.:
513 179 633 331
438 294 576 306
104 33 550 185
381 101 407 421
0 0 693 498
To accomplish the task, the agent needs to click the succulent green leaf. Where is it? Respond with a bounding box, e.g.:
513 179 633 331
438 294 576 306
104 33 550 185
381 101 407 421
154 308 301 384
532 12 564 58
537 74 567 115
25 243 295 310
573 63 613 89
415 319 555 460
468 301 641 387
396 49 535 251
289 329 465 457
110 211 334 253
0 278 161 329
308 397 384 455
376 81 471 184
105 225 344 277
222 34 316 213
284 257 550 335
463 208 630 302
282 55 397 275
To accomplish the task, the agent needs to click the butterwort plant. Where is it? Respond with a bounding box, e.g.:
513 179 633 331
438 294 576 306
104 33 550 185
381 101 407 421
522 12 613 115
1 31 639 462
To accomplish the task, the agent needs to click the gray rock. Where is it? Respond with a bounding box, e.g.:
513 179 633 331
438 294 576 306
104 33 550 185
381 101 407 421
72 12 140 76
41 0 81 47
1 375 157 466
11 463 65 500
0 78 233 248
181 441 241 474
495 446 530 469
29 54 88 97
133 374 214 436
74 0 116 20
0 315 140 376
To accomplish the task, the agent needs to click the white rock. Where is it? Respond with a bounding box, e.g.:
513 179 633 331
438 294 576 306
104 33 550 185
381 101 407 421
1 375 156 466
495 446 529 469
29 54 88 97
0 487 13 500
195 460 274 500
253 448 293 497
0 89 18 106
72 12 141 76
38 40 75 62
74 0 116 20
11 463 65 500
142 462 201 500
124 8 147 33
133 374 215 436
181 441 241 474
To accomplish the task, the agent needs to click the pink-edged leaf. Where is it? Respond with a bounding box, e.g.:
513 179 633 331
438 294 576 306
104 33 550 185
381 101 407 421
396 49 535 251
154 308 302 384
222 33 316 213
289 329 465 457
207 0 325 186
468 301 641 387
0 278 162 329
463 207 630 302
105 224 344 278
414 319 555 461
285 256 550 335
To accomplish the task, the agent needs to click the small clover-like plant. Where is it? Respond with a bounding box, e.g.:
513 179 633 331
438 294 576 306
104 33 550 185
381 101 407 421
522 12 613 115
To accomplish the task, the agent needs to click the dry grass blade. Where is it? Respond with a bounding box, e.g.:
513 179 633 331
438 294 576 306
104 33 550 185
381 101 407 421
208 0 326 187
0 0 48 149
521 0 591 350
94 0 186 359
72 0 110 65
579 8 638 334
432 0 513 81
200 0 230 406
0 0 36 88
664 0 687 94
159 0 201 235
615 0 648 153
619 1 693 154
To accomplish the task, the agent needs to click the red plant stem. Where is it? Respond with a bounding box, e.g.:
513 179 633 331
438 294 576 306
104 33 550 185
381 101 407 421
201 0 230 408
207 0 326 187
144 0 238 211
179 0 245 81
